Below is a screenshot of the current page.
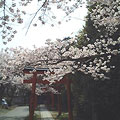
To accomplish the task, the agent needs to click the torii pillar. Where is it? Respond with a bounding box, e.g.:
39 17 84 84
66 79 73 120
29 73 37 120
51 93 55 110
57 93 62 116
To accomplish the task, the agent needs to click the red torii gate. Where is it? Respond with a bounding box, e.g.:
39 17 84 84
23 67 73 120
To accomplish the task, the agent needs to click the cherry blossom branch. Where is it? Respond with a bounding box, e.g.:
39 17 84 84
25 0 48 35
3 0 6 20
27 53 119 67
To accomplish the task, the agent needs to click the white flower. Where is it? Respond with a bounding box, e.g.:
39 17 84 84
112 50 118 55
117 6 120 11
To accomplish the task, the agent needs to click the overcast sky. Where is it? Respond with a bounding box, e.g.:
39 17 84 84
0 0 88 49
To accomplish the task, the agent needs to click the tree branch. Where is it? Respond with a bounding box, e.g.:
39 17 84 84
25 0 48 35
26 53 119 67
3 0 6 22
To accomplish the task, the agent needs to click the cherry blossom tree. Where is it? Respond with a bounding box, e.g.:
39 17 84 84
38 0 120 81
0 0 84 44
0 0 120 96
0 0 116 44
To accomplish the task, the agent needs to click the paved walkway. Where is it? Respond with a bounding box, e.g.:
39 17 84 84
40 104 54 120
0 105 54 120
0 106 29 120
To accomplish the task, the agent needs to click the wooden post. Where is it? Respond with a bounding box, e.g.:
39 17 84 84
47 93 50 105
66 80 73 120
57 94 62 116
29 73 37 120
34 94 37 109
51 93 55 110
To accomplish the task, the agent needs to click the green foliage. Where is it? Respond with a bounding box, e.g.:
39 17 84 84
75 29 88 48
0 106 10 115
0 105 15 115
24 114 40 120
58 113 68 120
51 111 68 120
0 76 2 80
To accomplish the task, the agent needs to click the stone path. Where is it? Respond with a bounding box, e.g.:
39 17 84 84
0 106 29 120
40 104 54 120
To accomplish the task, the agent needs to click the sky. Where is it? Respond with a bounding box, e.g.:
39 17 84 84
0 0 88 49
